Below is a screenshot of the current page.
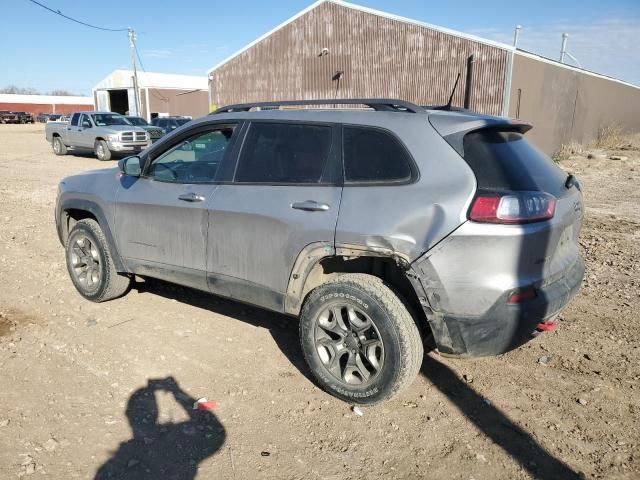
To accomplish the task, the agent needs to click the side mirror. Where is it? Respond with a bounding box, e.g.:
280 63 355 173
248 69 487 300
118 156 141 177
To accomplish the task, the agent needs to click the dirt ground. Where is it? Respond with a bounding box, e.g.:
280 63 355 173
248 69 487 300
0 123 638 480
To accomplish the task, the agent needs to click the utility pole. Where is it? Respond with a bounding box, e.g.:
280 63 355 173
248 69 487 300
128 27 141 116
513 25 522 48
559 33 569 63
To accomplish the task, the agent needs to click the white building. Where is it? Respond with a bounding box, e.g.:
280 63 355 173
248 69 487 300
92 70 209 120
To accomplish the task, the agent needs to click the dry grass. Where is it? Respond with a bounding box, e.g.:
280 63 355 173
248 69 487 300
552 141 585 163
593 124 626 149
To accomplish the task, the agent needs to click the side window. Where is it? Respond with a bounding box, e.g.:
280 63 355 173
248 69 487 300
343 127 413 183
70 113 80 127
147 126 235 183
80 114 91 128
235 123 332 184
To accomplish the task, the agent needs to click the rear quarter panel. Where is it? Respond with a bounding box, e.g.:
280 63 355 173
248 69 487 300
335 116 476 261
45 122 68 143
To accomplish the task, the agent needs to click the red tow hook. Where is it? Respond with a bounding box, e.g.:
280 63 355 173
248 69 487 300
536 321 558 332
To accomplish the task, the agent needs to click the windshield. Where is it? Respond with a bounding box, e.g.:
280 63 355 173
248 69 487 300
126 116 148 127
176 118 191 126
91 113 131 126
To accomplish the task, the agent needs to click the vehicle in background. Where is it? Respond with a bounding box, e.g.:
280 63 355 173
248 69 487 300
151 116 191 134
46 114 66 123
0 110 19 124
12 111 34 124
54 98 584 404
37 113 51 123
45 111 150 161
124 116 165 143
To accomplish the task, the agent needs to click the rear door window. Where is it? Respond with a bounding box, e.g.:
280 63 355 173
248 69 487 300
235 123 333 184
463 130 567 196
70 113 80 127
343 126 413 183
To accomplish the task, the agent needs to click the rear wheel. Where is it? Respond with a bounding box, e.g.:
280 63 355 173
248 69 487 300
95 140 112 161
300 273 423 404
65 219 131 302
52 136 67 155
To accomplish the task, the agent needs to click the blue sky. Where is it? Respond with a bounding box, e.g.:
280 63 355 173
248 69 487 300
1 0 639 95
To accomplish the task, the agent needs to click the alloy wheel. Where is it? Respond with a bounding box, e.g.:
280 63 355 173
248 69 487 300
70 235 101 290
314 304 384 385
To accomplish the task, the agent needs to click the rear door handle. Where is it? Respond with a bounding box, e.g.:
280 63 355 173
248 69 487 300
291 200 330 211
178 192 205 202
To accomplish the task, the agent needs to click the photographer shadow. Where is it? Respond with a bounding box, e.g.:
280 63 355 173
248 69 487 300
95 377 225 480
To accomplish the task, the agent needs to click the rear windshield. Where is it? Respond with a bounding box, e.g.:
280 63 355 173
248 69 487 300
463 130 567 197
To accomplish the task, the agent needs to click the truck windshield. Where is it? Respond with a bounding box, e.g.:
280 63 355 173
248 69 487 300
91 114 131 126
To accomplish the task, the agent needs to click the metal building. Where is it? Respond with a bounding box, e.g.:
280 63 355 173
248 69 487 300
93 70 209 121
207 0 640 154
0 93 93 118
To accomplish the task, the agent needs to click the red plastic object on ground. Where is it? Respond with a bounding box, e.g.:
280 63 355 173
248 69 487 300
193 398 217 412
536 321 558 332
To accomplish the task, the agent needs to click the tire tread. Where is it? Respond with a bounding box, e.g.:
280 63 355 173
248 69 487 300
67 219 130 302
300 273 423 404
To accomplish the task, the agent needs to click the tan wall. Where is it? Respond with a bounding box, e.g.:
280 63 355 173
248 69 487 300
210 2 508 115
510 53 640 154
142 88 209 119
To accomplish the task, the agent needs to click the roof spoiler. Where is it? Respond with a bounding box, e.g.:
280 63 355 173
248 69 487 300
429 113 533 155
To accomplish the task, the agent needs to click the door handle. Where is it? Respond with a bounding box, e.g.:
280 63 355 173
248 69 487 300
178 192 205 202
291 200 330 212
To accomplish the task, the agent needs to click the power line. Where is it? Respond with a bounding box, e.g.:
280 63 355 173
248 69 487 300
26 0 128 32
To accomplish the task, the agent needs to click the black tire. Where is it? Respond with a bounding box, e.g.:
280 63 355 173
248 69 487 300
65 219 131 302
300 273 423 405
52 136 67 155
95 139 112 161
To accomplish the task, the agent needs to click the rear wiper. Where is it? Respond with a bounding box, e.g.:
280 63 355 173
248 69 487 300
565 174 580 191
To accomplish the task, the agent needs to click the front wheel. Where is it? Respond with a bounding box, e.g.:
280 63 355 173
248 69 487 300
300 273 423 405
94 139 112 161
65 219 131 302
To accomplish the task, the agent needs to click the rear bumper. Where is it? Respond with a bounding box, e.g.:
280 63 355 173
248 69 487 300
422 256 584 357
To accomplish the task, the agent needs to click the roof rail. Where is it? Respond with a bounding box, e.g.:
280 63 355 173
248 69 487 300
212 99 426 114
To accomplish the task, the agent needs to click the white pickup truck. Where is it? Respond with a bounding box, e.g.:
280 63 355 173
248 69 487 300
45 111 150 161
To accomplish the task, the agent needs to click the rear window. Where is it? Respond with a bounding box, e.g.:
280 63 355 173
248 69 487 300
343 127 413 183
463 130 567 196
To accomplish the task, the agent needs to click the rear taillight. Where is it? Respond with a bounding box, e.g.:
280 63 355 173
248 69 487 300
469 191 556 224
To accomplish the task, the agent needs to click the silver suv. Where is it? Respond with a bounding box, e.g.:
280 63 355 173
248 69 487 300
55 99 584 404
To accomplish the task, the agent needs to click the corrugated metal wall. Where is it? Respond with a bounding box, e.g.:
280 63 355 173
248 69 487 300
141 89 209 119
210 2 508 115
510 52 640 154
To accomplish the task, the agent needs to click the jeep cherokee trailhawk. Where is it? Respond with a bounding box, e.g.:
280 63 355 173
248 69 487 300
55 99 584 404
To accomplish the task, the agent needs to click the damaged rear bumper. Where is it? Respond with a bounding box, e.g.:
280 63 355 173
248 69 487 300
409 256 585 357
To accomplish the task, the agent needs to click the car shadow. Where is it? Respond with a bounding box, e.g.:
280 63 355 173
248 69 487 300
420 354 583 479
95 376 225 480
134 279 311 378
134 279 582 479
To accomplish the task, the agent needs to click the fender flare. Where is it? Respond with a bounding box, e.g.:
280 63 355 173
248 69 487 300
284 242 417 315
57 198 127 273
